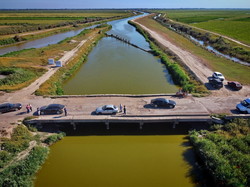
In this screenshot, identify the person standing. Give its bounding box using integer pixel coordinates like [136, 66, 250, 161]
[119, 104, 123, 113]
[29, 104, 32, 112]
[123, 105, 126, 114]
[26, 104, 30, 113]
[37, 107, 40, 116]
[64, 107, 67, 116]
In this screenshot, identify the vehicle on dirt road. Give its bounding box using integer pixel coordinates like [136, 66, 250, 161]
[212, 72, 225, 81]
[0, 102, 22, 114]
[227, 81, 242, 90]
[95, 105, 119, 115]
[208, 77, 223, 89]
[40, 104, 65, 115]
[150, 98, 176, 108]
[236, 98, 250, 114]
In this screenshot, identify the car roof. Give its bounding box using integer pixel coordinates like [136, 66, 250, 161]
[47, 104, 65, 108]
[0, 103, 12, 107]
[152, 98, 167, 102]
[105, 105, 114, 108]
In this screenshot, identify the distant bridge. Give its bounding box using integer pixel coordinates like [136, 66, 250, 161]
[106, 34, 153, 54]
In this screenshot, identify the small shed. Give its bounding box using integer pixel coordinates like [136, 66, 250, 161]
[56, 61, 62, 67]
[48, 58, 55, 65]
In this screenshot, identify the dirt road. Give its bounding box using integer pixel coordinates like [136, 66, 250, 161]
[132, 16, 250, 97]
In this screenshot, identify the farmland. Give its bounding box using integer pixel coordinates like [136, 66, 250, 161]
[0, 9, 134, 45]
[152, 9, 250, 45]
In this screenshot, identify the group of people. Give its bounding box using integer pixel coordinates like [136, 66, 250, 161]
[26, 104, 32, 113]
[119, 104, 126, 114]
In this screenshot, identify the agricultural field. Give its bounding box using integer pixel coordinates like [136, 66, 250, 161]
[0, 9, 134, 45]
[153, 9, 250, 45]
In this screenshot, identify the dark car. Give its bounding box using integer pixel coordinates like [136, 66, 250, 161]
[0, 103, 22, 113]
[150, 98, 176, 108]
[40, 104, 65, 115]
[208, 77, 223, 89]
[227, 81, 242, 90]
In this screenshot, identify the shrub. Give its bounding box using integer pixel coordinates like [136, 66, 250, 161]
[43, 132, 65, 145]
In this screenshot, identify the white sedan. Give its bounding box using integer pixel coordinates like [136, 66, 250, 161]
[212, 72, 225, 81]
[95, 105, 119, 115]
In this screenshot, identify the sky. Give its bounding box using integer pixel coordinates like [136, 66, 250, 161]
[1, 0, 250, 9]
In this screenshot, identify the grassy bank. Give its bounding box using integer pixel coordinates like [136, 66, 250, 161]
[0, 124, 66, 186]
[0, 67, 46, 92]
[189, 119, 250, 186]
[35, 24, 111, 95]
[129, 21, 207, 94]
[134, 15, 250, 85]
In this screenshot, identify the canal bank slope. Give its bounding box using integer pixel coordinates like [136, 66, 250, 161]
[131, 15, 250, 97]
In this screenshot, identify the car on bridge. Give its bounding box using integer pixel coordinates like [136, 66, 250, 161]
[95, 105, 119, 115]
[0, 102, 22, 114]
[40, 104, 65, 115]
[236, 98, 250, 114]
[150, 98, 176, 108]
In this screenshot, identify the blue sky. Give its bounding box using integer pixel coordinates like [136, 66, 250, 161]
[1, 0, 250, 9]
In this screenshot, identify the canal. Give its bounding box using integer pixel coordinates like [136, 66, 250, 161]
[35, 123, 205, 187]
[62, 14, 178, 94]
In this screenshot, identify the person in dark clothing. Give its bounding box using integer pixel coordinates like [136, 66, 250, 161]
[123, 105, 126, 114]
[64, 107, 67, 116]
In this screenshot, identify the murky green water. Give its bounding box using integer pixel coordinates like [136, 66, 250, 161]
[35, 135, 197, 187]
[63, 15, 178, 94]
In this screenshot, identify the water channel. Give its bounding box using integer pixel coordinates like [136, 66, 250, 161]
[62, 15, 178, 94]
[35, 123, 202, 187]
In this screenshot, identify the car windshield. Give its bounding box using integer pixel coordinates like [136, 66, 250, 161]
[217, 73, 222, 76]
[241, 100, 250, 107]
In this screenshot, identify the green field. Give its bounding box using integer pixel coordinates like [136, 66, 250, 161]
[153, 9, 250, 45]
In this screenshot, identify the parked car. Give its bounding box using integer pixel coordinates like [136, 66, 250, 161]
[208, 77, 223, 89]
[95, 105, 119, 115]
[0, 102, 22, 113]
[212, 72, 225, 81]
[150, 98, 176, 108]
[40, 104, 65, 115]
[227, 81, 242, 90]
[236, 98, 250, 114]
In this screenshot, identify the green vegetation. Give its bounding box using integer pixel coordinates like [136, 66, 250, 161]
[189, 119, 250, 187]
[155, 15, 250, 63]
[129, 21, 207, 93]
[44, 132, 66, 145]
[0, 125, 33, 168]
[152, 9, 250, 45]
[0, 146, 49, 187]
[0, 67, 46, 92]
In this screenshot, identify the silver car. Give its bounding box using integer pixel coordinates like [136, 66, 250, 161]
[95, 105, 119, 115]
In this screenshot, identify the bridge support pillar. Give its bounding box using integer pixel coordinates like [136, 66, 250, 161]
[105, 122, 110, 130]
[173, 121, 179, 129]
[139, 121, 144, 130]
[71, 122, 76, 130]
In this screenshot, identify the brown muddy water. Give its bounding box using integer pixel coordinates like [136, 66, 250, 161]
[35, 135, 198, 187]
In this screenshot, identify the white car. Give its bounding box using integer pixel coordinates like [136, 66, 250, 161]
[95, 105, 119, 115]
[212, 72, 225, 81]
[236, 98, 250, 114]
